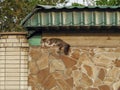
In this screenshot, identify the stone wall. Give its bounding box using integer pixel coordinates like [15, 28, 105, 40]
[29, 46, 120, 90]
[0, 32, 29, 90]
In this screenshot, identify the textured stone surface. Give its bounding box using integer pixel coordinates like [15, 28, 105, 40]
[98, 68, 106, 81]
[114, 59, 120, 67]
[50, 59, 65, 73]
[29, 47, 42, 61]
[83, 65, 93, 77]
[43, 75, 56, 90]
[80, 73, 93, 87]
[71, 49, 80, 59]
[29, 47, 120, 90]
[29, 61, 39, 75]
[37, 68, 49, 84]
[98, 85, 110, 90]
[87, 87, 98, 90]
[60, 55, 77, 68]
[113, 80, 120, 90]
[57, 79, 71, 90]
[37, 53, 49, 70]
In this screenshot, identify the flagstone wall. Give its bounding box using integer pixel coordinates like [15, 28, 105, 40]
[29, 46, 120, 90]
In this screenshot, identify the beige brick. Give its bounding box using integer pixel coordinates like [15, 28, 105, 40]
[21, 73, 28, 77]
[0, 77, 4, 80]
[6, 69, 20, 73]
[28, 86, 32, 90]
[0, 43, 5, 47]
[21, 64, 28, 68]
[8, 35, 17, 38]
[0, 48, 5, 51]
[20, 85, 28, 89]
[21, 56, 28, 59]
[5, 85, 20, 89]
[21, 68, 28, 72]
[0, 86, 4, 89]
[0, 69, 4, 72]
[0, 64, 4, 68]
[20, 81, 28, 85]
[21, 52, 28, 55]
[6, 64, 19, 68]
[13, 43, 21, 47]
[0, 81, 4, 84]
[21, 48, 29, 51]
[6, 52, 20, 55]
[6, 73, 20, 77]
[17, 35, 26, 38]
[1, 39, 6, 42]
[20, 38, 28, 43]
[0, 73, 4, 76]
[5, 81, 20, 85]
[1, 35, 8, 39]
[6, 76, 20, 80]
[0, 60, 5, 63]
[0, 52, 5, 55]
[0, 56, 5, 59]
[21, 59, 28, 64]
[21, 76, 28, 80]
[6, 56, 20, 60]
[7, 39, 19, 42]
[6, 48, 20, 51]
[5, 43, 13, 47]
[22, 43, 29, 47]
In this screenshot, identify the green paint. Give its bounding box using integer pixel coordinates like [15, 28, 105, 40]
[28, 35, 41, 46]
[67, 12, 72, 25]
[31, 13, 38, 26]
[23, 10, 120, 27]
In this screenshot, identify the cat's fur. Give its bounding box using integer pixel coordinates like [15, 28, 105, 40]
[41, 38, 70, 55]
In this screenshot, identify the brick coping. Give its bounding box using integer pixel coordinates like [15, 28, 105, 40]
[0, 32, 27, 35]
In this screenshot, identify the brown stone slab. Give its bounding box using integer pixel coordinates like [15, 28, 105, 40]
[60, 55, 77, 68]
[57, 79, 71, 90]
[29, 61, 39, 75]
[80, 73, 93, 87]
[37, 68, 49, 84]
[43, 75, 56, 90]
[87, 87, 98, 90]
[114, 59, 120, 67]
[71, 49, 80, 60]
[98, 68, 106, 81]
[98, 85, 110, 90]
[66, 78, 73, 88]
[83, 65, 93, 77]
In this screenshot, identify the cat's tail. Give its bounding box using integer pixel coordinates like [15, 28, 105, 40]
[64, 44, 70, 55]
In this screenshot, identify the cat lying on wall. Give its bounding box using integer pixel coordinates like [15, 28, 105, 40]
[41, 38, 70, 55]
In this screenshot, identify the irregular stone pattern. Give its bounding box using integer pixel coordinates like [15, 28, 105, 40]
[29, 47, 120, 90]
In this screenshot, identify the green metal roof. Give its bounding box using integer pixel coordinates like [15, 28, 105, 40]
[21, 5, 120, 31]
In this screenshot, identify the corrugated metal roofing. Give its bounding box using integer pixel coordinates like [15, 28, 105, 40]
[21, 5, 120, 31]
[35, 5, 120, 10]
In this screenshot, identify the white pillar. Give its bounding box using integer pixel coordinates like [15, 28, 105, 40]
[0, 32, 29, 90]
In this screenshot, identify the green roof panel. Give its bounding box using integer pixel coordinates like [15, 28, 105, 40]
[21, 5, 120, 30]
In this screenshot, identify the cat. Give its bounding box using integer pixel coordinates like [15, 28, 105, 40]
[41, 38, 70, 55]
